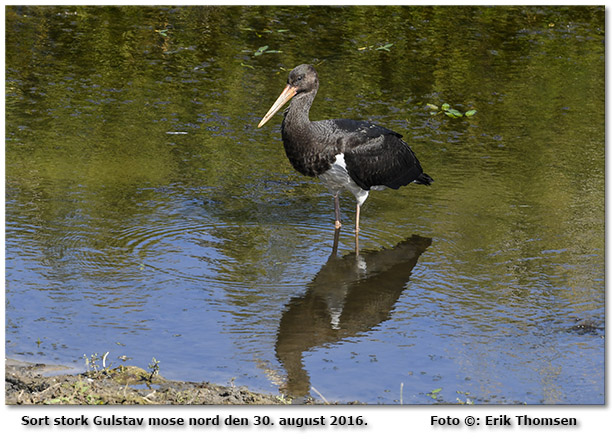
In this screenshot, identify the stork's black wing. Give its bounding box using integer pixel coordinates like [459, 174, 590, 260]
[323, 119, 432, 191]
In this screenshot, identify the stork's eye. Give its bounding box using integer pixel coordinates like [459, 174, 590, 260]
[296, 75, 304, 81]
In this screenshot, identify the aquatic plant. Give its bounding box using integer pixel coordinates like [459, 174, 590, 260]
[427, 103, 477, 118]
[358, 43, 394, 52]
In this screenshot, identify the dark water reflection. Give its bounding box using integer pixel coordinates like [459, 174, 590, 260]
[5, 6, 604, 403]
[277, 233, 432, 400]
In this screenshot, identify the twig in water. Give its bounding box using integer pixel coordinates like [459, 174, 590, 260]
[39, 382, 62, 395]
[310, 386, 329, 404]
[102, 352, 109, 369]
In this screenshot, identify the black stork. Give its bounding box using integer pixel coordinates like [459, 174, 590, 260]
[258, 64, 433, 242]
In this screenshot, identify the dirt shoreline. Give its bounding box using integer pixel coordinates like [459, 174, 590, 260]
[5, 358, 296, 405]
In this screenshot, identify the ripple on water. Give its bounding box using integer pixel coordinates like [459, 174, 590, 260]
[8, 205, 418, 295]
[99, 220, 409, 293]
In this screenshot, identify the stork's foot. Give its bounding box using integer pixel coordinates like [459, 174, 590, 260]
[334, 220, 342, 229]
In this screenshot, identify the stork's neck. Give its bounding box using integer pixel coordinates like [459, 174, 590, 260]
[284, 90, 316, 132]
[280, 88, 333, 177]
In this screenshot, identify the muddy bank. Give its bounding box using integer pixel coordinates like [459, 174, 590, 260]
[5, 359, 293, 405]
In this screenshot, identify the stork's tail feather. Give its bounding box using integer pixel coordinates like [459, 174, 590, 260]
[414, 172, 433, 186]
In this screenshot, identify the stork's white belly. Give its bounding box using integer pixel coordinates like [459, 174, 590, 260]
[318, 153, 375, 206]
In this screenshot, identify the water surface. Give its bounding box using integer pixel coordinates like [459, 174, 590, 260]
[5, 6, 604, 404]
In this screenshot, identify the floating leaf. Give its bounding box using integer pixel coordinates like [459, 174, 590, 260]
[376, 43, 394, 51]
[427, 388, 443, 399]
[448, 109, 463, 117]
[254, 45, 269, 56]
[430, 103, 476, 118]
[277, 29, 290, 33]
[252, 45, 282, 56]
[240, 62, 255, 69]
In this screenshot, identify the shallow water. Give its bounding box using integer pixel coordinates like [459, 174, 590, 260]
[5, 6, 604, 404]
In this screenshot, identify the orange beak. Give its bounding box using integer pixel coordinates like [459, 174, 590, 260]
[257, 84, 297, 128]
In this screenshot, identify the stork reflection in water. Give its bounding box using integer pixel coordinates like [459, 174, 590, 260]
[275, 234, 432, 400]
